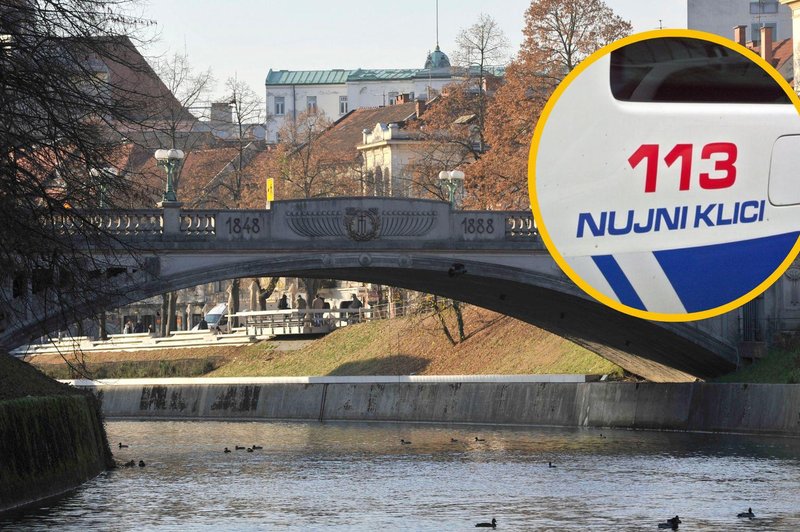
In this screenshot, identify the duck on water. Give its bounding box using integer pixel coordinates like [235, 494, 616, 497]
[475, 518, 497, 528]
[657, 516, 681, 529]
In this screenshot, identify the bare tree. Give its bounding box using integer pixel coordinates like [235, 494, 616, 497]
[152, 52, 214, 190]
[453, 13, 509, 151]
[0, 0, 163, 349]
[190, 77, 265, 320]
[224, 76, 263, 204]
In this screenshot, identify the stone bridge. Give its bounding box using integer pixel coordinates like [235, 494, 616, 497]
[3, 197, 748, 381]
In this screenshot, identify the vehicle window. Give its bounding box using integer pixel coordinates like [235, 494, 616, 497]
[610, 37, 789, 104]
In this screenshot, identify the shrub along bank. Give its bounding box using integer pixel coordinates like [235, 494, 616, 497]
[0, 354, 114, 513]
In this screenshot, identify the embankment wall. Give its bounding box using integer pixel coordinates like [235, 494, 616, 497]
[81, 378, 800, 436]
[0, 394, 112, 513]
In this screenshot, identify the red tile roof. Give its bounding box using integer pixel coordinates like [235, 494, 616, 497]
[747, 37, 793, 73]
[316, 103, 417, 160]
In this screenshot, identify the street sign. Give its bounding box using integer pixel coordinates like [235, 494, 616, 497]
[529, 30, 800, 321]
[266, 177, 274, 209]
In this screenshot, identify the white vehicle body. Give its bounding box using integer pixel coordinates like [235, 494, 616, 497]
[533, 33, 800, 317]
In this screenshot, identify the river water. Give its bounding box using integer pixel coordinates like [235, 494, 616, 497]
[3, 420, 800, 531]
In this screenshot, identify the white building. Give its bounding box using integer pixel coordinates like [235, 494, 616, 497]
[688, 0, 792, 42]
[264, 46, 454, 143]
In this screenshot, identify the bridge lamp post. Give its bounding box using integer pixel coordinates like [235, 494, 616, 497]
[438, 170, 464, 208]
[154, 148, 185, 203]
[89, 167, 117, 208]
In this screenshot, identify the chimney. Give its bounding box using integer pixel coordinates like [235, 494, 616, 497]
[396, 93, 411, 104]
[415, 99, 426, 118]
[211, 101, 232, 123]
[760, 25, 774, 64]
[781, 0, 800, 92]
[733, 25, 747, 46]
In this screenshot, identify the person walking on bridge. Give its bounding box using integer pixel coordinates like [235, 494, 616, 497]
[349, 294, 363, 323]
[312, 294, 324, 326]
[296, 294, 308, 325]
[278, 293, 289, 310]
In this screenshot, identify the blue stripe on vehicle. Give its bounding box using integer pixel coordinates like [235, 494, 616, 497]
[653, 231, 800, 313]
[591, 255, 647, 310]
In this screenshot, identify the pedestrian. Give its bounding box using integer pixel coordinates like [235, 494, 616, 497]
[349, 293, 363, 323]
[278, 293, 289, 310]
[198, 318, 208, 330]
[133, 320, 144, 334]
[296, 294, 307, 324]
[312, 294, 324, 326]
[123, 320, 133, 334]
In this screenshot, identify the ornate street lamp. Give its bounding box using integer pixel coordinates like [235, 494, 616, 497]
[438, 169, 464, 208]
[89, 167, 117, 208]
[154, 148, 185, 203]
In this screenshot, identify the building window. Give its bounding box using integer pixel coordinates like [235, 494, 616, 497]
[751, 22, 777, 42]
[274, 96, 285, 116]
[750, 1, 779, 14]
[339, 96, 348, 115]
[388, 91, 398, 105]
[307, 96, 317, 113]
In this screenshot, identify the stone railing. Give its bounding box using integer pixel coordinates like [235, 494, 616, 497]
[504, 212, 537, 240]
[52, 210, 163, 236]
[54, 201, 538, 245]
[180, 211, 216, 236]
[94, 210, 163, 236]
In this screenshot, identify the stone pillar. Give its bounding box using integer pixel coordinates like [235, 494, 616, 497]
[779, 0, 800, 91]
[158, 201, 183, 236]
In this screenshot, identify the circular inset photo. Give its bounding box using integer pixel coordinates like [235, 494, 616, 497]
[529, 29, 800, 321]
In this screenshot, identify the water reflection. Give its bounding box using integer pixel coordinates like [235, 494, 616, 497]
[4, 421, 800, 530]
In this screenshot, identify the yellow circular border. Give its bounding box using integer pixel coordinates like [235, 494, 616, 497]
[528, 28, 800, 322]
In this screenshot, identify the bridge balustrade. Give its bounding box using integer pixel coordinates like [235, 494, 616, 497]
[48, 200, 539, 246]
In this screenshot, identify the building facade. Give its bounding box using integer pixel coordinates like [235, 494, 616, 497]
[688, 0, 792, 42]
[264, 46, 453, 143]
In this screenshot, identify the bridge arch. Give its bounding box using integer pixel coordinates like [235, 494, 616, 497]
[3, 198, 741, 381]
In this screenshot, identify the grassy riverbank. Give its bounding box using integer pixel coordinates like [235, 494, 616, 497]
[0, 352, 79, 400]
[715, 348, 800, 384]
[31, 307, 624, 379]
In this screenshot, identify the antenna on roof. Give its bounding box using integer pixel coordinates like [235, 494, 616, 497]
[436, 0, 439, 48]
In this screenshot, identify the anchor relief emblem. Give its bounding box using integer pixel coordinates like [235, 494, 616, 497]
[344, 208, 381, 241]
[285, 203, 437, 240]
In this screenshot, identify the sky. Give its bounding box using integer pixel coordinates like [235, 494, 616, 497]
[139, 0, 687, 103]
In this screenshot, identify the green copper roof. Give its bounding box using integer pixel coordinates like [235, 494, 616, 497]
[267, 67, 441, 85]
[347, 68, 418, 81]
[424, 45, 451, 69]
[266, 69, 349, 85]
[266, 68, 422, 85]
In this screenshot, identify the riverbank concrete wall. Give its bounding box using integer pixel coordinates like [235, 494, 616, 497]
[73, 377, 800, 436]
[0, 394, 113, 514]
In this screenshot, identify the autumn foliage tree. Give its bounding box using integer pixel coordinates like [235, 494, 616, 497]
[270, 110, 360, 199]
[467, 0, 632, 209]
